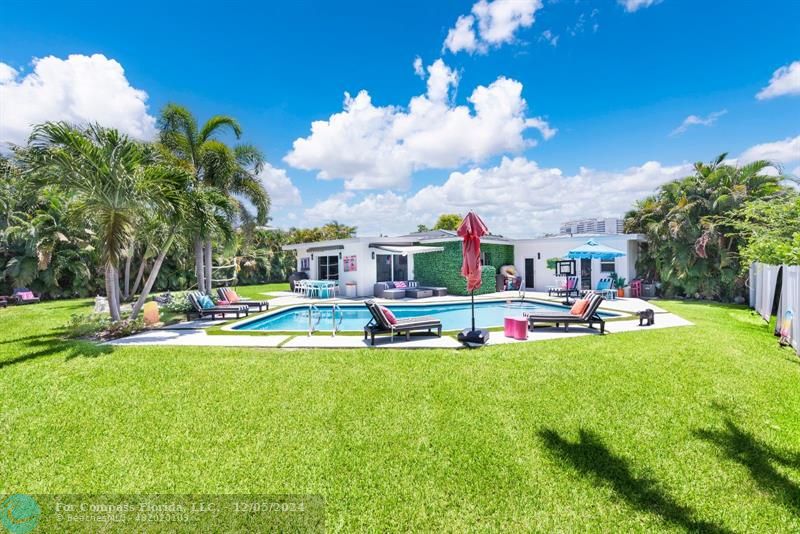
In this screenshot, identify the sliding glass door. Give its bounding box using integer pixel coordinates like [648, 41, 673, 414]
[376, 254, 408, 282]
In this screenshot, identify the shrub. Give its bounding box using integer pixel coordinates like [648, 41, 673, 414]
[101, 318, 144, 340]
[64, 313, 112, 338]
[153, 291, 198, 314]
[64, 313, 144, 340]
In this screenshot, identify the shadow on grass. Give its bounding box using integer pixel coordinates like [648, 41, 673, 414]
[695, 419, 800, 514]
[539, 428, 730, 533]
[0, 335, 113, 369]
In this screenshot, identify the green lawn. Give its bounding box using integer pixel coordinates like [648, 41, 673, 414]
[1, 292, 799, 531]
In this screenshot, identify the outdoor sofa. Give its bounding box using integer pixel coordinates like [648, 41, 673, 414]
[363, 300, 442, 345]
[11, 288, 41, 305]
[187, 291, 250, 320]
[525, 293, 606, 333]
[373, 281, 448, 299]
[216, 287, 269, 312]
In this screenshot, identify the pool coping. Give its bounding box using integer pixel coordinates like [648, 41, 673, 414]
[220, 296, 630, 335]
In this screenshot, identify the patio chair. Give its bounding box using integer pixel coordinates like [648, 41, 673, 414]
[12, 288, 40, 305]
[525, 293, 606, 333]
[363, 300, 442, 345]
[293, 279, 306, 296]
[583, 278, 616, 300]
[548, 276, 579, 298]
[187, 291, 250, 320]
[216, 287, 269, 312]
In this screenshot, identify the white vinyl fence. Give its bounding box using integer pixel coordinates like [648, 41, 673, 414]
[750, 262, 800, 355]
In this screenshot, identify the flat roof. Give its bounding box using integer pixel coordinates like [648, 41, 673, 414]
[282, 231, 643, 251]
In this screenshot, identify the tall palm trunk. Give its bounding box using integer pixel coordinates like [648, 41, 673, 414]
[105, 264, 121, 321]
[122, 242, 134, 300]
[131, 250, 149, 297]
[204, 239, 213, 294]
[194, 236, 205, 292]
[131, 232, 177, 319]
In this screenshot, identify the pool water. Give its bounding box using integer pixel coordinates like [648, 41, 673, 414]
[232, 299, 612, 332]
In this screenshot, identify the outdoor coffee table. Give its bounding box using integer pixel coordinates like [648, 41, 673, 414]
[428, 287, 448, 296]
[406, 288, 433, 299]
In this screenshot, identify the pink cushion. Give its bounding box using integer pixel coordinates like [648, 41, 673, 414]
[570, 299, 589, 316]
[379, 305, 397, 324]
[394, 281, 407, 289]
[225, 288, 240, 303]
[19, 291, 34, 300]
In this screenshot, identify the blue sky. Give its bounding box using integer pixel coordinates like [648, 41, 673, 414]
[1, 0, 799, 236]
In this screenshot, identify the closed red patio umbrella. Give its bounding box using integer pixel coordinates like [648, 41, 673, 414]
[456, 211, 490, 346]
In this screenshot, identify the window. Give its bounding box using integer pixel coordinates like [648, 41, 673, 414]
[376, 254, 408, 282]
[318, 255, 339, 280]
[480, 251, 492, 267]
[600, 260, 616, 273]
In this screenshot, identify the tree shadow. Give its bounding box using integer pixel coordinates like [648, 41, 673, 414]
[539, 428, 730, 533]
[694, 419, 800, 514]
[0, 335, 113, 369]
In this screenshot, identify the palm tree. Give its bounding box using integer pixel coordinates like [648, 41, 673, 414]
[624, 153, 783, 299]
[26, 122, 190, 320]
[157, 104, 269, 293]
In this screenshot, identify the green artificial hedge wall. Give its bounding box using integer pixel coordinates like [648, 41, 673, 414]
[414, 242, 515, 295]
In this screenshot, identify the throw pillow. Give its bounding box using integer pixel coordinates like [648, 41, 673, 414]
[394, 281, 407, 289]
[199, 295, 215, 309]
[19, 291, 34, 300]
[385, 281, 395, 289]
[570, 299, 589, 316]
[225, 288, 240, 303]
[379, 305, 397, 325]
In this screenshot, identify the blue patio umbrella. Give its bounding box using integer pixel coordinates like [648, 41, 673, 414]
[566, 239, 626, 260]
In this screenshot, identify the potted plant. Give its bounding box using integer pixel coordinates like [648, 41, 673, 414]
[616, 276, 627, 298]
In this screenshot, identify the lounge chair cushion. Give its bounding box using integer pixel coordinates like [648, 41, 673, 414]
[19, 291, 35, 300]
[570, 299, 589, 316]
[379, 305, 397, 324]
[198, 295, 215, 309]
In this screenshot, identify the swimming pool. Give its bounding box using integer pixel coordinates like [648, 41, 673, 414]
[231, 299, 616, 332]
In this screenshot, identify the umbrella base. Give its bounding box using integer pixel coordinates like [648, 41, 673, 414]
[458, 328, 490, 348]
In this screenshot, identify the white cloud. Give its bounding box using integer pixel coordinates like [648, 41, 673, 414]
[284, 59, 554, 190]
[539, 30, 559, 47]
[0, 63, 17, 83]
[756, 60, 800, 100]
[412, 56, 425, 78]
[670, 109, 727, 136]
[444, 0, 543, 54]
[0, 54, 156, 147]
[257, 162, 302, 207]
[618, 0, 661, 13]
[739, 134, 800, 165]
[303, 157, 690, 236]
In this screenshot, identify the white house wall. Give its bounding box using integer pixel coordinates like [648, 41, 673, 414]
[513, 235, 641, 292]
[293, 239, 417, 297]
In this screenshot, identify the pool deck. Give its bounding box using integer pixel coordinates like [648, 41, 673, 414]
[108, 290, 691, 349]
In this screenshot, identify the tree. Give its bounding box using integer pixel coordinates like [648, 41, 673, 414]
[25, 122, 190, 320]
[624, 154, 784, 299]
[157, 104, 269, 294]
[722, 191, 800, 267]
[433, 213, 462, 231]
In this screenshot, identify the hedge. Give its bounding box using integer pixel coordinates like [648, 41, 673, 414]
[414, 242, 514, 295]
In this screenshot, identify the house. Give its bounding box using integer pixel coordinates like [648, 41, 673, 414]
[283, 229, 645, 297]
